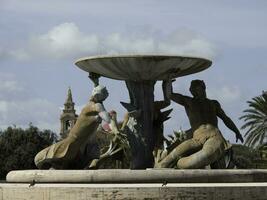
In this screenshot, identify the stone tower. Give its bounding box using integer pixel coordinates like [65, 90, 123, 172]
[60, 87, 77, 139]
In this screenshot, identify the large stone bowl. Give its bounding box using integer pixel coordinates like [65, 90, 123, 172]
[75, 54, 212, 80]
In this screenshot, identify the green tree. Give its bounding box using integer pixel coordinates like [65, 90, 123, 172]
[240, 91, 267, 148]
[231, 144, 260, 169]
[0, 125, 57, 179]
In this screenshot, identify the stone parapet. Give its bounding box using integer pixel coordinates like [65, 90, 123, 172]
[6, 169, 267, 183]
[1, 182, 267, 200]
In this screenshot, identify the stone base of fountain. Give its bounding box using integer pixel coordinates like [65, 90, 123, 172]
[1, 169, 267, 199]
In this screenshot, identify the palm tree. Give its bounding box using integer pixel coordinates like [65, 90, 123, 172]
[240, 91, 267, 148]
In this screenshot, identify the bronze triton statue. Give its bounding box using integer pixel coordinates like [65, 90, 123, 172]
[155, 79, 244, 169]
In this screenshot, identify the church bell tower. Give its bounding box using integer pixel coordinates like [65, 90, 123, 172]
[60, 87, 77, 139]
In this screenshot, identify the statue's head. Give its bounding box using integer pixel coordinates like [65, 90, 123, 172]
[190, 80, 206, 98]
[91, 85, 109, 102]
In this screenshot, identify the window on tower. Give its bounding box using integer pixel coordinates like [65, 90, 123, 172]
[66, 120, 71, 130]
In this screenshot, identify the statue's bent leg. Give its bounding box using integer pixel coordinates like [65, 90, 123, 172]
[177, 136, 225, 169]
[158, 139, 201, 168]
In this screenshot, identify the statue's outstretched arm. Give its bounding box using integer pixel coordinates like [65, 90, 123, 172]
[158, 80, 171, 108]
[214, 100, 243, 143]
[163, 79, 190, 106]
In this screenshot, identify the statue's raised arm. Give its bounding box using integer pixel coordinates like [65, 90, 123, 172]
[163, 79, 191, 107]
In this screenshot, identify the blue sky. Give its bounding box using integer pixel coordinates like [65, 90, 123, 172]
[0, 0, 267, 143]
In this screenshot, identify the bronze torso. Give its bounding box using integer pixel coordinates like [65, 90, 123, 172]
[185, 98, 218, 132]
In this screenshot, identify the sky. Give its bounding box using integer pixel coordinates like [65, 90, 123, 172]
[0, 0, 267, 143]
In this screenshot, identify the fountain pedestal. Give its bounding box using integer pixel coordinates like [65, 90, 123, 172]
[124, 80, 156, 168]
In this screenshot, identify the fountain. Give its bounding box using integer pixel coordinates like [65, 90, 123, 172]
[75, 55, 211, 169]
[3, 55, 267, 200]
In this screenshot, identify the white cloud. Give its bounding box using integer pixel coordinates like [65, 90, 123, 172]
[0, 47, 9, 61]
[158, 29, 216, 58]
[208, 85, 242, 104]
[0, 101, 8, 118]
[0, 73, 60, 132]
[0, 99, 60, 130]
[8, 49, 31, 61]
[0, 73, 24, 99]
[29, 23, 99, 59]
[0, 80, 23, 93]
[10, 22, 216, 61]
